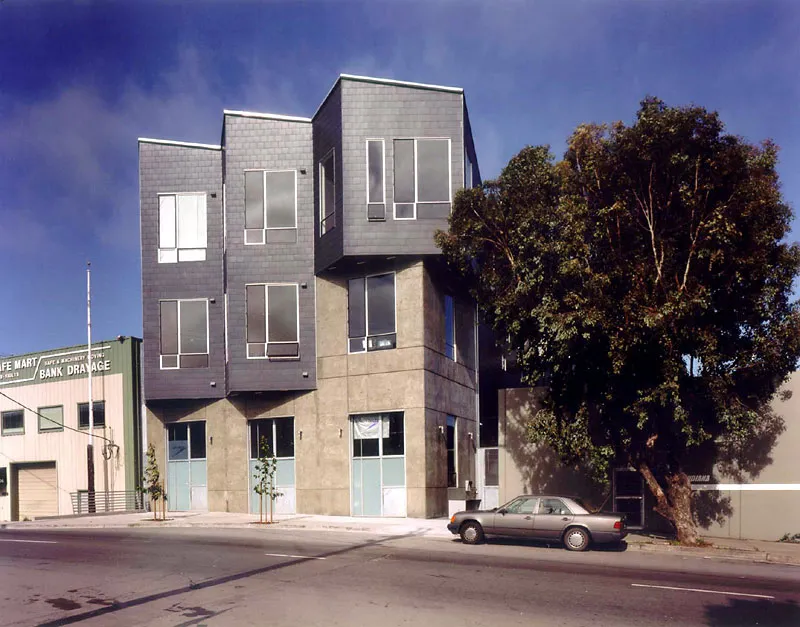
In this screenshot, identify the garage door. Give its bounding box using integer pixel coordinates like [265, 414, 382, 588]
[17, 463, 58, 520]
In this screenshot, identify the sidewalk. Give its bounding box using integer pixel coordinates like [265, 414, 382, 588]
[3, 511, 799, 566]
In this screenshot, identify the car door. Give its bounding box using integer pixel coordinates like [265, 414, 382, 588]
[532, 497, 574, 540]
[490, 497, 538, 537]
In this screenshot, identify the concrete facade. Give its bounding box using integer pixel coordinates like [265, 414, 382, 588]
[139, 74, 481, 519]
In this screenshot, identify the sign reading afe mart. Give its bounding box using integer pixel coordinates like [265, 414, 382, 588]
[0, 345, 116, 386]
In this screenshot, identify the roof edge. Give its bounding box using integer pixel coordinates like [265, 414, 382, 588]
[138, 138, 221, 150]
[223, 110, 312, 123]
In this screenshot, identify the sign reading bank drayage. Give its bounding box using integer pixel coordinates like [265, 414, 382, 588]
[0, 345, 113, 386]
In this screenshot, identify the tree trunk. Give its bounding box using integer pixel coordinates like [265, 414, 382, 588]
[152, 496, 157, 521]
[638, 462, 699, 545]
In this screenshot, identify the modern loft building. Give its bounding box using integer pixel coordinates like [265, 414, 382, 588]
[139, 74, 481, 518]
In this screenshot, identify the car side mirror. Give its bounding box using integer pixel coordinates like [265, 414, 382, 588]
[497, 508, 506, 515]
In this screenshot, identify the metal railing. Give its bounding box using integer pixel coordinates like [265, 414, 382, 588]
[70, 490, 146, 515]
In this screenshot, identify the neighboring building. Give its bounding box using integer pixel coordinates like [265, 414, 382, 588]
[0, 338, 142, 522]
[139, 74, 481, 518]
[478, 328, 800, 541]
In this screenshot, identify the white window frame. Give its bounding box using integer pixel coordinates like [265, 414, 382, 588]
[243, 169, 298, 246]
[159, 298, 210, 370]
[248, 416, 296, 461]
[245, 283, 300, 360]
[319, 149, 336, 236]
[157, 192, 208, 263]
[393, 137, 452, 221]
[348, 271, 398, 355]
[366, 138, 386, 220]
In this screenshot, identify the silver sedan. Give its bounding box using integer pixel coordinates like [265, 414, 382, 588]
[447, 495, 627, 551]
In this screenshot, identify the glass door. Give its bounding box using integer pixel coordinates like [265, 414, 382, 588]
[351, 413, 405, 517]
[167, 422, 207, 511]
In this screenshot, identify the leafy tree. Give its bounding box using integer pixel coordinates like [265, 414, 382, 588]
[436, 98, 800, 543]
[253, 436, 281, 523]
[143, 443, 166, 521]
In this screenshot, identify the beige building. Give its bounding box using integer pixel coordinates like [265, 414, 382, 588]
[0, 338, 142, 522]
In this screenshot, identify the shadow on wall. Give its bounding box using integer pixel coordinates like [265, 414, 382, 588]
[502, 388, 609, 511]
[705, 598, 800, 627]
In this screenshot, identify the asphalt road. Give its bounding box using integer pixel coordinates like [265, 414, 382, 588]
[0, 527, 798, 626]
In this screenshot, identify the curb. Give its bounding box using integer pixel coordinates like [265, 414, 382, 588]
[625, 540, 799, 566]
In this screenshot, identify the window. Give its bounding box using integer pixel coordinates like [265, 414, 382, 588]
[38, 406, 63, 433]
[446, 415, 457, 488]
[1, 410, 24, 435]
[465, 152, 473, 189]
[352, 412, 403, 457]
[348, 273, 396, 353]
[168, 422, 206, 461]
[393, 138, 451, 220]
[366, 139, 385, 221]
[244, 170, 297, 245]
[246, 284, 299, 358]
[160, 299, 209, 369]
[485, 448, 499, 486]
[249, 417, 295, 459]
[505, 496, 537, 514]
[320, 150, 335, 235]
[78, 401, 105, 429]
[538, 498, 572, 516]
[445, 294, 456, 361]
[158, 193, 207, 263]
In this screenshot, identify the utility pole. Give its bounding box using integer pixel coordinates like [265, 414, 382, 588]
[87, 262, 95, 513]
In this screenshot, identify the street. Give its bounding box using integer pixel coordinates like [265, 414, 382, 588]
[0, 527, 798, 626]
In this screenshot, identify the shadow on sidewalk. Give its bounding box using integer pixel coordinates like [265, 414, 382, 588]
[705, 598, 800, 627]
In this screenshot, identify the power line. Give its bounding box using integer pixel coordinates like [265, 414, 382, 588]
[0, 389, 113, 444]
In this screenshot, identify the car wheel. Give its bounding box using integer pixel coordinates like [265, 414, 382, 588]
[563, 526, 590, 551]
[460, 521, 485, 545]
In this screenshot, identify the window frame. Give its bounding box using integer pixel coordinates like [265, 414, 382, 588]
[167, 421, 207, 461]
[245, 283, 301, 360]
[444, 294, 456, 361]
[446, 415, 457, 488]
[78, 400, 106, 429]
[157, 192, 208, 263]
[159, 298, 210, 370]
[248, 416, 295, 460]
[37, 405, 64, 433]
[350, 412, 405, 459]
[347, 271, 397, 354]
[366, 138, 386, 221]
[392, 137, 452, 221]
[243, 169, 298, 246]
[1, 409, 24, 436]
[319, 148, 336, 236]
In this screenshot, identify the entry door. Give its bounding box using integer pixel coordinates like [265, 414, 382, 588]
[167, 422, 207, 511]
[16, 462, 58, 520]
[533, 497, 574, 540]
[351, 413, 406, 517]
[476, 448, 499, 510]
[249, 417, 296, 515]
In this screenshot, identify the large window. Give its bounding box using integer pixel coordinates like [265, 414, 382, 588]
[78, 401, 106, 429]
[1, 410, 24, 435]
[348, 273, 396, 353]
[446, 415, 457, 488]
[366, 139, 385, 221]
[158, 193, 207, 263]
[393, 138, 451, 220]
[445, 294, 456, 361]
[160, 299, 209, 369]
[167, 422, 206, 461]
[244, 170, 297, 245]
[320, 150, 335, 235]
[38, 406, 64, 433]
[249, 417, 295, 459]
[246, 284, 299, 358]
[352, 412, 404, 457]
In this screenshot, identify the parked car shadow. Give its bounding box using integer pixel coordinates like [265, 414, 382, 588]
[705, 598, 800, 626]
[450, 536, 628, 552]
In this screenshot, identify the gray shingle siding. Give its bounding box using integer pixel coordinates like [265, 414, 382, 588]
[313, 84, 344, 273]
[223, 115, 317, 392]
[339, 79, 465, 259]
[139, 142, 225, 401]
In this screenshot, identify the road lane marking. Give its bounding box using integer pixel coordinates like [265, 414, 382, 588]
[631, 583, 774, 599]
[0, 538, 57, 544]
[264, 553, 326, 560]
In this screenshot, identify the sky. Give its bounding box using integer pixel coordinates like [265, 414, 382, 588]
[0, 0, 798, 356]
